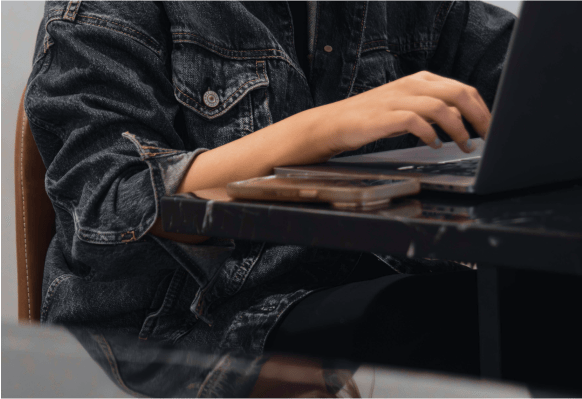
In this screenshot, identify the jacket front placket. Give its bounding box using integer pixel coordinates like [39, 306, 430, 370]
[308, 1, 369, 107]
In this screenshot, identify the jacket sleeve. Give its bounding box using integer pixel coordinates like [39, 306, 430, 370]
[25, 2, 207, 245]
[429, 1, 517, 112]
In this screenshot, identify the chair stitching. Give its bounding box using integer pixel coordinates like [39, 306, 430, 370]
[20, 103, 32, 322]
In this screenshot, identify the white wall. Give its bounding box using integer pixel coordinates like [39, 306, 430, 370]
[0, 1, 520, 323]
[485, 1, 521, 16]
[2, 1, 46, 323]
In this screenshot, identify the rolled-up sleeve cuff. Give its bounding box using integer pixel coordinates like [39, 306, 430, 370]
[122, 132, 208, 240]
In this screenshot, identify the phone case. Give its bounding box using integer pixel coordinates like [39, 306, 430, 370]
[226, 175, 421, 209]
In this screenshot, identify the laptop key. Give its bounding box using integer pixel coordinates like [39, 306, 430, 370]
[417, 159, 479, 176]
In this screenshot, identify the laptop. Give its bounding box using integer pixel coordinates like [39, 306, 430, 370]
[276, 2, 582, 194]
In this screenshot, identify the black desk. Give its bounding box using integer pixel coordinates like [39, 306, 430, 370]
[161, 181, 582, 390]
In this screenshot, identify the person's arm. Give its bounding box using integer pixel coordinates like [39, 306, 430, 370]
[25, 2, 201, 249]
[150, 67, 492, 241]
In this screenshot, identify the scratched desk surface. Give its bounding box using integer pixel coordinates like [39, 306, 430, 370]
[161, 180, 582, 276]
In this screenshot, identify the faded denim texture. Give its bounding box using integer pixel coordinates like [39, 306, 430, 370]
[25, 1, 515, 396]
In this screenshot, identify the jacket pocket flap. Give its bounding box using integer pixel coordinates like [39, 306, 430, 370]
[172, 45, 269, 120]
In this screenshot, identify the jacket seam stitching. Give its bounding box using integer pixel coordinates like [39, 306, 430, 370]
[313, 2, 322, 55]
[362, 45, 390, 53]
[139, 268, 186, 340]
[264, 90, 273, 126]
[173, 62, 268, 120]
[433, 1, 455, 31]
[42, 17, 62, 54]
[77, 14, 160, 52]
[260, 290, 316, 353]
[89, 332, 147, 397]
[75, 20, 160, 56]
[346, 2, 368, 98]
[40, 274, 77, 322]
[121, 132, 183, 159]
[25, 108, 67, 138]
[226, 242, 266, 299]
[197, 354, 232, 398]
[172, 32, 286, 54]
[72, 133, 161, 244]
[362, 39, 438, 54]
[74, 19, 162, 59]
[172, 37, 305, 77]
[64, 1, 80, 21]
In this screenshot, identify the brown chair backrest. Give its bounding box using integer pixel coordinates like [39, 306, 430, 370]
[14, 88, 56, 323]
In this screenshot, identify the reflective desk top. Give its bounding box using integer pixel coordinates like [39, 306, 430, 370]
[161, 180, 582, 275]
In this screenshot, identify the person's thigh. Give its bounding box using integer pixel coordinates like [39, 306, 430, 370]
[266, 270, 479, 375]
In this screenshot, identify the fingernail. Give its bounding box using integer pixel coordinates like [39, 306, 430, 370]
[461, 139, 474, 152]
[429, 138, 442, 149]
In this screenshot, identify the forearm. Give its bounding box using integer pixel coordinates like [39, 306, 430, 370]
[176, 106, 336, 194]
[149, 105, 336, 241]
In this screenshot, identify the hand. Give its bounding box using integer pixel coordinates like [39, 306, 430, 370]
[321, 71, 491, 154]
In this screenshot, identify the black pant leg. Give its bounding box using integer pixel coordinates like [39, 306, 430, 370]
[266, 270, 479, 376]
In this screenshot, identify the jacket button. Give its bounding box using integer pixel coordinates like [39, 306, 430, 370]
[203, 90, 219, 107]
[324, 45, 333, 53]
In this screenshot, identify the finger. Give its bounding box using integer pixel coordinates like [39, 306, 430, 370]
[388, 110, 442, 149]
[398, 97, 474, 153]
[413, 73, 491, 137]
[415, 71, 491, 115]
[426, 106, 461, 124]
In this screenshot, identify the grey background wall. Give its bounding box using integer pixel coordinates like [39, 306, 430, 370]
[1, 1, 521, 323]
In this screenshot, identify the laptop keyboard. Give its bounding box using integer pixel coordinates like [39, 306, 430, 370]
[399, 159, 480, 177]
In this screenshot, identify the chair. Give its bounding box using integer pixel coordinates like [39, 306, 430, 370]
[14, 87, 56, 323]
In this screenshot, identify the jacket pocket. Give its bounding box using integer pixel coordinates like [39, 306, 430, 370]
[171, 42, 272, 146]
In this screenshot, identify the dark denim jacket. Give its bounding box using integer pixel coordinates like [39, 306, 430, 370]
[26, 1, 514, 395]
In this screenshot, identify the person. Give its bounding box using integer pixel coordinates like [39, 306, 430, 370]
[25, 1, 515, 396]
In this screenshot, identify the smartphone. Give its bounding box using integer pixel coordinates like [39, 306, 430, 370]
[226, 174, 421, 210]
